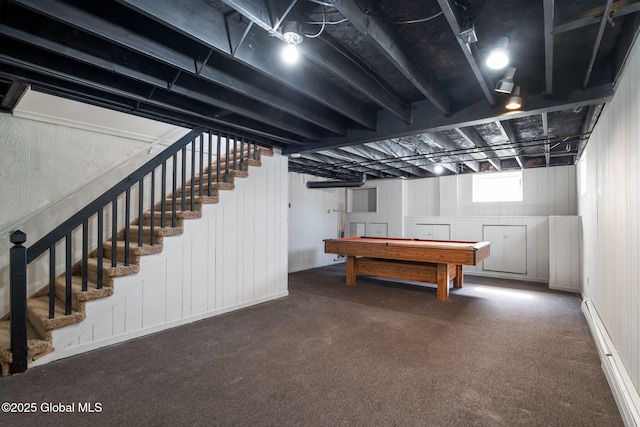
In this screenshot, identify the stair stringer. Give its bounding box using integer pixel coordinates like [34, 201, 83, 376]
[29, 153, 289, 367]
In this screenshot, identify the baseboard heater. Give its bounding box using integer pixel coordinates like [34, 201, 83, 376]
[582, 298, 640, 427]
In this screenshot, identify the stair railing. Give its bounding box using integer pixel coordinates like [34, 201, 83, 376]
[8, 127, 262, 374]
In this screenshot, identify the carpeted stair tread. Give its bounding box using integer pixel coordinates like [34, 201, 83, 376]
[177, 183, 221, 196]
[27, 295, 85, 336]
[1, 144, 270, 376]
[54, 275, 114, 310]
[161, 196, 218, 210]
[143, 210, 200, 222]
[162, 197, 203, 211]
[176, 181, 235, 193]
[84, 257, 140, 278]
[168, 193, 220, 206]
[0, 321, 53, 377]
[103, 240, 164, 258]
[127, 224, 183, 238]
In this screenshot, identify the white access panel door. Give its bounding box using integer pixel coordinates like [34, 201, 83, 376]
[483, 225, 527, 274]
[349, 222, 366, 237]
[369, 222, 388, 237]
[416, 224, 451, 240]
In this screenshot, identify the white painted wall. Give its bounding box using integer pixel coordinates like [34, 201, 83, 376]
[404, 215, 550, 282]
[407, 166, 577, 217]
[577, 34, 640, 401]
[346, 179, 405, 237]
[0, 110, 188, 315]
[288, 173, 346, 272]
[335, 167, 575, 282]
[32, 154, 289, 365]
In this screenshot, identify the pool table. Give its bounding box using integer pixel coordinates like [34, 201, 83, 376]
[324, 236, 491, 301]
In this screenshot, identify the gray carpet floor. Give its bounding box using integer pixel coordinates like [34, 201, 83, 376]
[0, 264, 623, 426]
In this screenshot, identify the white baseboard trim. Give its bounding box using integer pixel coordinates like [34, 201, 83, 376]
[582, 298, 640, 427]
[29, 291, 289, 368]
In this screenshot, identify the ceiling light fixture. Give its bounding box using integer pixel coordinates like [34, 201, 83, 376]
[495, 67, 516, 93]
[486, 37, 510, 70]
[282, 22, 303, 64]
[434, 164, 444, 174]
[505, 86, 522, 110]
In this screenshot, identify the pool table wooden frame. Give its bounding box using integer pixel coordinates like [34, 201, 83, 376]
[324, 236, 491, 301]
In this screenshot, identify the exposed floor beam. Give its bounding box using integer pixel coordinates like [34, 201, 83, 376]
[554, 0, 640, 34]
[423, 132, 479, 172]
[366, 141, 435, 177]
[455, 128, 501, 170]
[437, 0, 496, 107]
[114, 0, 377, 130]
[331, 146, 412, 178]
[329, 0, 451, 115]
[0, 30, 318, 140]
[583, 0, 614, 90]
[221, 0, 413, 124]
[291, 85, 614, 154]
[10, 0, 349, 136]
[543, 0, 555, 96]
[541, 112, 550, 166]
[495, 121, 524, 168]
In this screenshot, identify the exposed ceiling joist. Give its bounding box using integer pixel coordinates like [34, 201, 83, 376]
[455, 127, 501, 170]
[583, 0, 614, 90]
[294, 85, 614, 154]
[1, 0, 635, 182]
[329, 0, 451, 115]
[221, 0, 413, 124]
[437, 0, 495, 107]
[116, 0, 377, 130]
[543, 0, 555, 96]
[496, 121, 524, 169]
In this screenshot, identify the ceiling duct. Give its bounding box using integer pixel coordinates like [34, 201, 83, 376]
[306, 174, 367, 189]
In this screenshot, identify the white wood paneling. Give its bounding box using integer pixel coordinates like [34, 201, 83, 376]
[415, 224, 450, 240]
[405, 178, 439, 216]
[578, 36, 640, 407]
[404, 216, 549, 281]
[288, 173, 346, 272]
[548, 216, 580, 292]
[33, 154, 289, 366]
[349, 222, 366, 237]
[439, 175, 458, 216]
[369, 222, 388, 237]
[403, 166, 577, 218]
[346, 179, 404, 238]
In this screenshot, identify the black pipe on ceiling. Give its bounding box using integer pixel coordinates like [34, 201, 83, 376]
[306, 174, 367, 188]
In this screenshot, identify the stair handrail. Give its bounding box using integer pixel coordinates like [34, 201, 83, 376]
[8, 126, 263, 374]
[25, 128, 203, 263]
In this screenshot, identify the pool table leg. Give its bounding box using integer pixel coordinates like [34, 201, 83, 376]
[346, 255, 356, 286]
[454, 264, 464, 288]
[436, 263, 450, 301]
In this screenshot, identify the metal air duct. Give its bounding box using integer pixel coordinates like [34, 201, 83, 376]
[306, 174, 367, 189]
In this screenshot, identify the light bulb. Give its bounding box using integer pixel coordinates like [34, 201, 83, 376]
[486, 37, 510, 70]
[505, 86, 522, 110]
[282, 42, 299, 64]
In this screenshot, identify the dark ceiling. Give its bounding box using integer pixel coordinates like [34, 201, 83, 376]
[1, 0, 639, 181]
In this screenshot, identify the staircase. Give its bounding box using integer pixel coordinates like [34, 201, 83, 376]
[0, 132, 273, 376]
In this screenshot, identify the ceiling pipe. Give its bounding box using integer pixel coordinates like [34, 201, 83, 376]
[306, 174, 367, 189]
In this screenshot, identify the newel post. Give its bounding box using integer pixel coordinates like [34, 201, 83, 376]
[10, 230, 28, 374]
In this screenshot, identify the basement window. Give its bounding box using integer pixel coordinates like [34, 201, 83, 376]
[472, 171, 523, 202]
